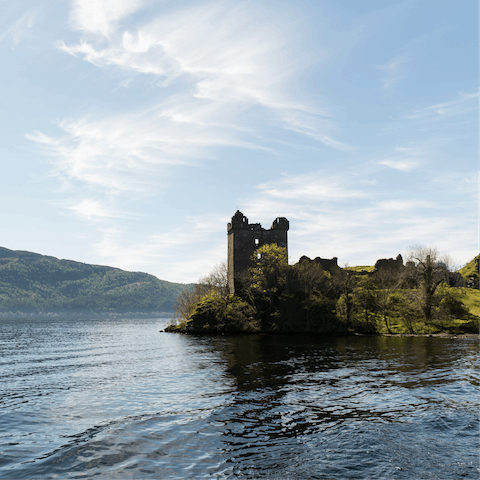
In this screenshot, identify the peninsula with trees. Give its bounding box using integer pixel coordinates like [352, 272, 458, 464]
[167, 211, 480, 335]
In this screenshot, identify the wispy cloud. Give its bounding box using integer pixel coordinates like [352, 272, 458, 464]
[69, 199, 139, 220]
[0, 10, 37, 48]
[377, 53, 409, 90]
[27, 101, 271, 193]
[404, 91, 478, 120]
[237, 165, 476, 268]
[257, 172, 369, 202]
[27, 1, 349, 196]
[378, 158, 419, 171]
[91, 214, 228, 281]
[377, 145, 425, 171]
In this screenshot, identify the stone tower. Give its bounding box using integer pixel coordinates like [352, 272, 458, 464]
[227, 210, 289, 294]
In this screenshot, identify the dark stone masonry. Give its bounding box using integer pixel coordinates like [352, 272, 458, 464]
[374, 254, 404, 271]
[227, 211, 289, 294]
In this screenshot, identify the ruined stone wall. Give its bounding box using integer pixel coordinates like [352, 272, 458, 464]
[298, 255, 339, 272]
[374, 254, 404, 272]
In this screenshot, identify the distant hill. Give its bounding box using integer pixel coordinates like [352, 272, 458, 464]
[0, 247, 189, 313]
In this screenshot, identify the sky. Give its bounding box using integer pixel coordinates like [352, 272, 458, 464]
[0, 0, 477, 283]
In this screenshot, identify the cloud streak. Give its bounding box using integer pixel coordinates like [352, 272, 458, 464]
[404, 91, 478, 120]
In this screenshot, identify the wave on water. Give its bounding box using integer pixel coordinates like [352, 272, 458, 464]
[0, 317, 478, 479]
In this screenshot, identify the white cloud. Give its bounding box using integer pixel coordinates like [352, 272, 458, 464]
[69, 0, 146, 37]
[69, 199, 138, 220]
[27, 100, 270, 193]
[378, 158, 419, 171]
[256, 172, 369, 202]
[377, 145, 425, 171]
[71, 199, 111, 219]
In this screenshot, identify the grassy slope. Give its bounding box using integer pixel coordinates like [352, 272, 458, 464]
[449, 287, 480, 317]
[458, 255, 479, 279]
[0, 247, 189, 312]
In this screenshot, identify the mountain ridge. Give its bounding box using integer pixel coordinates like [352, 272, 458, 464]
[0, 247, 189, 313]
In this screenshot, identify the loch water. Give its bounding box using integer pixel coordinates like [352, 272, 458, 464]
[0, 316, 478, 479]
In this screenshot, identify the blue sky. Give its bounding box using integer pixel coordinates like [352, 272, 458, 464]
[1, 0, 477, 283]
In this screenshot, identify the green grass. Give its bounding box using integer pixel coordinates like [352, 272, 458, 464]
[346, 265, 375, 272]
[376, 316, 478, 335]
[447, 286, 480, 317]
[458, 255, 479, 279]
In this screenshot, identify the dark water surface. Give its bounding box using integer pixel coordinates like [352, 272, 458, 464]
[0, 317, 478, 479]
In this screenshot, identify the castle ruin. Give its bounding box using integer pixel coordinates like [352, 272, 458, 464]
[227, 211, 289, 294]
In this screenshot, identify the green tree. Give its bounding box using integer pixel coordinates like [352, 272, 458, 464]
[406, 245, 452, 322]
[373, 266, 402, 333]
[353, 276, 378, 332]
[292, 259, 327, 330]
[249, 244, 289, 296]
[388, 290, 421, 333]
[334, 268, 357, 328]
[188, 291, 259, 333]
[248, 244, 289, 327]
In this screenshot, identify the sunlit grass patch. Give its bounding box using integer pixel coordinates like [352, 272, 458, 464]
[345, 265, 375, 272]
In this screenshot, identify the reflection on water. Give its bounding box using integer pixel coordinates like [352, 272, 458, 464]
[0, 317, 478, 479]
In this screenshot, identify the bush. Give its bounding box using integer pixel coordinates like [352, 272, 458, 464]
[188, 292, 259, 333]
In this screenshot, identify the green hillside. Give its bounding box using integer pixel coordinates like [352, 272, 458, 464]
[459, 255, 479, 280]
[0, 247, 189, 313]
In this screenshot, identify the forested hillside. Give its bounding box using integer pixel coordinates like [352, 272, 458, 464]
[0, 247, 188, 313]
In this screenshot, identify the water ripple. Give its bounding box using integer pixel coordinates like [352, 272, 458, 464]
[0, 318, 478, 479]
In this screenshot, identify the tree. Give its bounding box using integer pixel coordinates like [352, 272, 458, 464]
[388, 290, 421, 334]
[291, 259, 327, 330]
[188, 291, 259, 333]
[373, 264, 402, 333]
[334, 268, 357, 328]
[173, 262, 228, 322]
[249, 244, 289, 296]
[405, 245, 452, 322]
[352, 276, 378, 332]
[198, 261, 228, 296]
[293, 259, 326, 298]
[248, 244, 289, 327]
